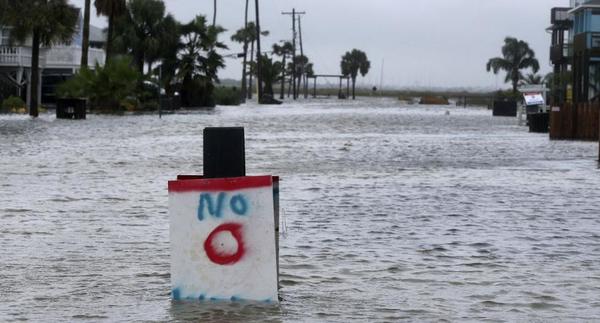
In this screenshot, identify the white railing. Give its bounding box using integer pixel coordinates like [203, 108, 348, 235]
[0, 45, 105, 69]
[0, 46, 31, 66]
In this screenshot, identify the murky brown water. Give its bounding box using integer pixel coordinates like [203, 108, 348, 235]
[1, 98, 600, 322]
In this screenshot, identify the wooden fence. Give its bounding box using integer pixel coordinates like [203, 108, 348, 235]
[550, 102, 600, 141]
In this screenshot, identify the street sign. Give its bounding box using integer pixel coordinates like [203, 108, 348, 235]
[169, 176, 278, 302]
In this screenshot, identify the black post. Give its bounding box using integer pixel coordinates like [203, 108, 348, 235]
[292, 9, 297, 100]
[203, 127, 246, 178]
[255, 0, 264, 103]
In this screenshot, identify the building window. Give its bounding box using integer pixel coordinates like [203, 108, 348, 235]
[0, 28, 10, 46]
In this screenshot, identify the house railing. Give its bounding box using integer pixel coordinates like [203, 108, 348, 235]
[0, 46, 31, 66]
[0, 45, 104, 68]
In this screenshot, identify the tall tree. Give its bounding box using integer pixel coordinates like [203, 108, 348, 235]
[486, 37, 540, 94]
[273, 42, 293, 100]
[81, 0, 91, 67]
[341, 49, 371, 100]
[231, 0, 249, 102]
[231, 22, 268, 100]
[178, 15, 227, 106]
[113, 0, 169, 75]
[94, 0, 126, 64]
[4, 0, 79, 117]
[254, 54, 282, 98]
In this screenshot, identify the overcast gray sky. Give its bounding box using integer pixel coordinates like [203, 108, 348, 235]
[71, 0, 567, 90]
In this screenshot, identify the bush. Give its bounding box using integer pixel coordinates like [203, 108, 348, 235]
[1, 96, 26, 113]
[214, 86, 241, 106]
[180, 77, 216, 108]
[57, 57, 141, 111]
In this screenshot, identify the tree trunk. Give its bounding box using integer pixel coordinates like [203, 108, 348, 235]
[81, 0, 91, 67]
[135, 49, 145, 75]
[287, 72, 292, 97]
[106, 13, 115, 64]
[296, 73, 302, 97]
[240, 0, 249, 103]
[352, 76, 357, 100]
[213, 0, 217, 26]
[280, 55, 286, 100]
[265, 80, 273, 97]
[30, 28, 40, 117]
[248, 40, 254, 99]
[254, 0, 263, 103]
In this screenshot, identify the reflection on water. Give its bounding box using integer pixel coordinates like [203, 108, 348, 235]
[1, 98, 600, 321]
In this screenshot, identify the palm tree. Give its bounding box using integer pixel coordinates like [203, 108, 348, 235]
[94, 0, 126, 64]
[519, 73, 543, 86]
[341, 49, 371, 100]
[113, 0, 169, 75]
[273, 42, 293, 99]
[232, 22, 268, 100]
[81, 0, 91, 67]
[178, 15, 227, 106]
[486, 37, 540, 94]
[4, 0, 79, 117]
[255, 54, 282, 98]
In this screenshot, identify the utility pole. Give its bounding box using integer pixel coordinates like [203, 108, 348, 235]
[282, 9, 305, 100]
[298, 15, 307, 98]
[255, 0, 263, 103]
[240, 0, 250, 103]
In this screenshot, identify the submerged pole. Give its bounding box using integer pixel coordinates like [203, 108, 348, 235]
[203, 127, 246, 178]
[255, 0, 264, 103]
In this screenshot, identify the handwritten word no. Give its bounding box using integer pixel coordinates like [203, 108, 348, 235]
[198, 193, 249, 221]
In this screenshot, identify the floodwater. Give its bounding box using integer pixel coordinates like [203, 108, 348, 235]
[1, 97, 600, 322]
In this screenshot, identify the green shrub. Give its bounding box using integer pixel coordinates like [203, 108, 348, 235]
[1, 96, 26, 113]
[214, 86, 241, 106]
[57, 57, 141, 111]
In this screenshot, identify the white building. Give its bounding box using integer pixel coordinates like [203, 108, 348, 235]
[0, 11, 106, 106]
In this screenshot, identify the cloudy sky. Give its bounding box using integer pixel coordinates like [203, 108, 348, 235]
[71, 0, 567, 90]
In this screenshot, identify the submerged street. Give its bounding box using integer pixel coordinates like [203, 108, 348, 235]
[1, 98, 599, 321]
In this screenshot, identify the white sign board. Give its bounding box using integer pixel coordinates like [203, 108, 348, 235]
[523, 92, 545, 106]
[169, 176, 278, 303]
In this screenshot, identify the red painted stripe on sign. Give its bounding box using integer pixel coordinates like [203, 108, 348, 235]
[168, 175, 273, 193]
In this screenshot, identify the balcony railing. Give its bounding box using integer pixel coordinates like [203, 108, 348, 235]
[0, 45, 104, 69]
[0, 46, 31, 66]
[551, 7, 572, 25]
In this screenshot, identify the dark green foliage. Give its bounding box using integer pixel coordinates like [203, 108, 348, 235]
[180, 77, 216, 108]
[519, 73, 543, 86]
[341, 49, 371, 99]
[214, 87, 242, 106]
[94, 0, 127, 62]
[178, 15, 227, 107]
[113, 0, 171, 74]
[57, 57, 141, 110]
[486, 37, 540, 93]
[254, 54, 282, 97]
[1, 96, 26, 113]
[231, 22, 269, 100]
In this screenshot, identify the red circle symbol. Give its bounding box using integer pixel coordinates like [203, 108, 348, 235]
[204, 222, 245, 265]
